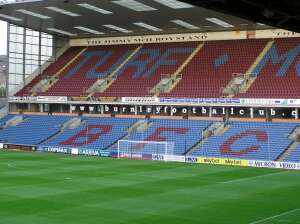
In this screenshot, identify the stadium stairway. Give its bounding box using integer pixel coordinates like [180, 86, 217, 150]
[276, 126, 300, 161]
[42, 117, 137, 150]
[151, 42, 205, 96]
[223, 40, 274, 98]
[285, 143, 300, 162]
[87, 45, 143, 98]
[94, 42, 198, 97]
[117, 119, 211, 155]
[161, 39, 269, 98]
[0, 115, 71, 145]
[191, 121, 296, 161]
[39, 117, 83, 144]
[184, 122, 231, 156]
[276, 141, 300, 161]
[237, 37, 300, 98]
[34, 47, 88, 95]
[15, 47, 85, 96]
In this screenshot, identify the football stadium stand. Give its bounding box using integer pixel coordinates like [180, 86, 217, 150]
[161, 39, 269, 98]
[286, 144, 300, 162]
[14, 37, 300, 99]
[0, 115, 71, 145]
[0, 114, 299, 163]
[6, 33, 300, 168]
[239, 38, 300, 98]
[3, 0, 300, 223]
[16, 47, 85, 96]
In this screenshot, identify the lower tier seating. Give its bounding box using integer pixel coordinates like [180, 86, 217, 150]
[191, 122, 295, 161]
[0, 115, 299, 163]
[0, 115, 71, 145]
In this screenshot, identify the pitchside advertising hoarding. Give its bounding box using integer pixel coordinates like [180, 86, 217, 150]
[6, 145, 300, 170]
[196, 157, 300, 170]
[197, 157, 249, 167]
[248, 160, 300, 170]
[37, 146, 110, 157]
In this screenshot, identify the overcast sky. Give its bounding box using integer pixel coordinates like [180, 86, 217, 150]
[0, 20, 7, 55]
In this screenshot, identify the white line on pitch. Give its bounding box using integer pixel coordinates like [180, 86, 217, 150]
[221, 171, 287, 184]
[249, 208, 300, 224]
[7, 163, 17, 168]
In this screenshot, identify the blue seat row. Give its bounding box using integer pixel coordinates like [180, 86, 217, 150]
[0, 115, 299, 163]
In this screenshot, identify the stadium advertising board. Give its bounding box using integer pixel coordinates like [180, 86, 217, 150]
[249, 160, 300, 170]
[164, 155, 186, 163]
[13, 145, 300, 170]
[122, 97, 159, 103]
[9, 96, 68, 102]
[36, 96, 68, 102]
[118, 152, 143, 159]
[9, 96, 37, 102]
[70, 104, 299, 119]
[71, 148, 78, 155]
[38, 146, 71, 154]
[160, 98, 242, 104]
[141, 154, 153, 160]
[198, 157, 249, 167]
[185, 157, 198, 163]
[38, 146, 111, 157]
[3, 144, 36, 151]
[151, 154, 196, 163]
[152, 154, 165, 161]
[9, 96, 300, 108]
[78, 149, 110, 157]
[160, 98, 300, 106]
[195, 158, 300, 170]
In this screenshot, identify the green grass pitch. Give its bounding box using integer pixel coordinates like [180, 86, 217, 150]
[0, 150, 300, 224]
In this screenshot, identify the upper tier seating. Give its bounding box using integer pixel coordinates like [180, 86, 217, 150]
[0, 115, 299, 163]
[42, 45, 139, 97]
[15, 38, 300, 99]
[161, 39, 269, 98]
[94, 42, 198, 97]
[16, 47, 84, 96]
[238, 38, 300, 98]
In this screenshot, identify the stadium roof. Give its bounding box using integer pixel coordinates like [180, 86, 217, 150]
[0, 0, 272, 38]
[182, 0, 300, 33]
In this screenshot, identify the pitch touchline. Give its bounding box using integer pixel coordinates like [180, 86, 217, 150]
[221, 171, 288, 184]
[249, 208, 300, 224]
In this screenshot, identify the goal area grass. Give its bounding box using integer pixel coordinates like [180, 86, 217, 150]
[0, 150, 300, 224]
